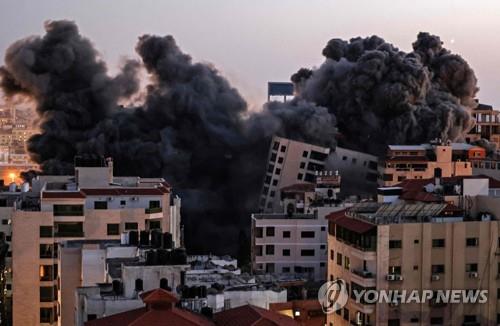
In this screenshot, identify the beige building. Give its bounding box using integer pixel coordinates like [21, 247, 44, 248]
[467, 103, 500, 148]
[327, 175, 500, 326]
[378, 142, 483, 187]
[11, 157, 181, 326]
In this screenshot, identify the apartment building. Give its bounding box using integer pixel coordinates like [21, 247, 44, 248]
[327, 175, 500, 326]
[467, 103, 500, 148]
[259, 136, 331, 213]
[11, 157, 181, 326]
[378, 142, 483, 187]
[252, 173, 347, 281]
[260, 136, 378, 213]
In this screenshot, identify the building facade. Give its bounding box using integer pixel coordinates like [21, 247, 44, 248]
[11, 157, 181, 326]
[327, 175, 500, 326]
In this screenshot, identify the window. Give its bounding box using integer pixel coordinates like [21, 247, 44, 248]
[149, 221, 161, 230]
[352, 158, 357, 164]
[389, 240, 402, 249]
[1, 219, 7, 225]
[282, 249, 290, 256]
[266, 227, 275, 237]
[330, 250, 334, 260]
[125, 223, 138, 230]
[94, 201, 108, 209]
[135, 279, 143, 291]
[149, 200, 161, 208]
[282, 231, 290, 238]
[431, 265, 445, 274]
[466, 238, 479, 247]
[343, 308, 349, 321]
[466, 263, 478, 272]
[255, 246, 262, 256]
[53, 204, 84, 216]
[337, 253, 342, 266]
[107, 224, 119, 236]
[273, 141, 279, 150]
[432, 239, 445, 248]
[320, 245, 325, 249]
[413, 265, 419, 270]
[321, 226, 326, 231]
[40, 286, 55, 302]
[265, 263, 275, 273]
[120, 200, 126, 206]
[255, 227, 263, 238]
[54, 222, 83, 237]
[39, 265, 54, 281]
[302, 151, 308, 158]
[464, 315, 477, 323]
[301, 231, 315, 238]
[430, 317, 443, 325]
[270, 153, 277, 162]
[267, 165, 274, 173]
[344, 256, 350, 270]
[297, 173, 303, 180]
[299, 162, 305, 169]
[87, 314, 97, 321]
[310, 151, 328, 161]
[40, 308, 55, 324]
[304, 173, 315, 182]
[282, 267, 290, 273]
[40, 244, 56, 259]
[414, 239, 419, 244]
[307, 162, 324, 172]
[269, 191, 275, 198]
[275, 168, 281, 175]
[272, 179, 278, 186]
[388, 319, 400, 326]
[266, 245, 274, 255]
[301, 249, 315, 256]
[280, 145, 286, 152]
[40, 226, 53, 238]
[277, 157, 284, 164]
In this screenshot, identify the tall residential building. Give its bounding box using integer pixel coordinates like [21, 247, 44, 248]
[467, 103, 500, 148]
[378, 142, 483, 187]
[11, 157, 181, 326]
[259, 136, 331, 213]
[327, 175, 500, 326]
[252, 173, 348, 281]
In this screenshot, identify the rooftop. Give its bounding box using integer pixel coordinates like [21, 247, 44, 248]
[214, 304, 298, 326]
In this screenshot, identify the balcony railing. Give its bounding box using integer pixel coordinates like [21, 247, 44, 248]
[54, 231, 84, 238]
[352, 269, 374, 279]
[145, 207, 163, 214]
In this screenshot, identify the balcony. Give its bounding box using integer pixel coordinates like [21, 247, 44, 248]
[145, 207, 163, 219]
[351, 269, 376, 287]
[54, 231, 84, 238]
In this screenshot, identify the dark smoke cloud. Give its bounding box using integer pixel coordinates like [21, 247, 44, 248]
[0, 22, 482, 253]
[294, 32, 478, 154]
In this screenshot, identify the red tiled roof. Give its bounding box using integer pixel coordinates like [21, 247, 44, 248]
[81, 188, 166, 196]
[42, 191, 86, 199]
[281, 183, 315, 193]
[326, 210, 375, 234]
[85, 289, 214, 326]
[214, 305, 299, 326]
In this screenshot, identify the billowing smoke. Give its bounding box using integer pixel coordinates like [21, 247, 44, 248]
[292, 33, 478, 154]
[0, 22, 480, 254]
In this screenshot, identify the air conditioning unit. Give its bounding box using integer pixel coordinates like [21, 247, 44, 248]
[468, 272, 478, 279]
[386, 274, 396, 281]
[395, 275, 403, 281]
[431, 274, 440, 281]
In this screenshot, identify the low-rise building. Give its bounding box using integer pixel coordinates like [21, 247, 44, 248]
[378, 142, 481, 187]
[466, 103, 500, 148]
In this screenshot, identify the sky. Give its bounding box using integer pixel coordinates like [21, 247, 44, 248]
[0, 0, 499, 108]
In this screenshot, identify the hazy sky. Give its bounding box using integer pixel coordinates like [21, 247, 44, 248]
[1, 0, 499, 108]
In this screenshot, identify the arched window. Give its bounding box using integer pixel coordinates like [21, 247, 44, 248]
[135, 278, 143, 292]
[160, 278, 169, 290]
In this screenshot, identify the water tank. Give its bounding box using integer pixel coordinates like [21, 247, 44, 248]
[162, 232, 173, 249]
[120, 232, 129, 246]
[129, 231, 138, 246]
[21, 182, 29, 193]
[146, 250, 157, 266]
[151, 230, 162, 248]
[140, 230, 150, 246]
[157, 249, 168, 265]
[8, 183, 16, 192]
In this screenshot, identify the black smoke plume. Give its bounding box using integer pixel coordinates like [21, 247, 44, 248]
[1, 21, 480, 254]
[293, 32, 478, 154]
